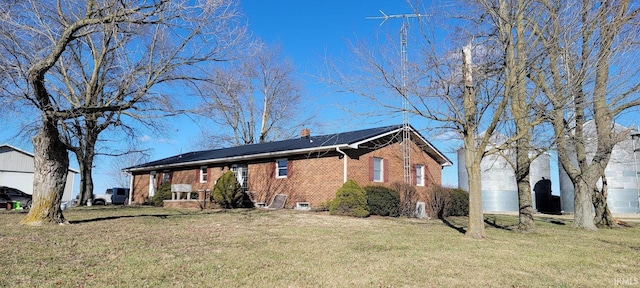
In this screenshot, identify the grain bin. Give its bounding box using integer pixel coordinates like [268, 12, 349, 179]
[457, 143, 551, 213]
[558, 122, 640, 214]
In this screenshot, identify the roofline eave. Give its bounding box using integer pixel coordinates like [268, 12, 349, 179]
[124, 144, 351, 173]
[349, 126, 453, 167]
[410, 130, 454, 167]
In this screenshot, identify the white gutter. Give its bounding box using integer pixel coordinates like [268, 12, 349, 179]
[336, 147, 348, 183]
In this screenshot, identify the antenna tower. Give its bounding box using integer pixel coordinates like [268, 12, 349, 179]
[367, 10, 424, 185]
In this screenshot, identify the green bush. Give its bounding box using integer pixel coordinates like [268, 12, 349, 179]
[313, 200, 331, 212]
[446, 188, 469, 217]
[364, 186, 400, 217]
[426, 186, 470, 218]
[329, 180, 369, 217]
[212, 171, 248, 208]
[152, 182, 172, 207]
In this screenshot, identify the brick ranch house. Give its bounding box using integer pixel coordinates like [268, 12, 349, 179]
[123, 125, 452, 209]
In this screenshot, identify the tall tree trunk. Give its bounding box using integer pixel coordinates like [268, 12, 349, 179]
[75, 133, 97, 206]
[77, 157, 95, 206]
[573, 178, 597, 230]
[259, 90, 269, 143]
[465, 152, 485, 239]
[462, 44, 484, 239]
[21, 121, 69, 225]
[511, 0, 535, 232]
[516, 145, 535, 231]
[593, 175, 617, 227]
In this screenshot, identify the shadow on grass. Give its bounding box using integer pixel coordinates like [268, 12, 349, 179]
[69, 214, 173, 224]
[441, 218, 466, 234]
[536, 217, 567, 226]
[547, 219, 567, 225]
[483, 217, 515, 231]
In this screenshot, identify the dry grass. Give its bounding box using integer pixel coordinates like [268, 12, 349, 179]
[0, 206, 638, 287]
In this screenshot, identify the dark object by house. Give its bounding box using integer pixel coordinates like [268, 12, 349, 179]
[1, 194, 13, 209]
[110, 188, 130, 205]
[0, 186, 32, 210]
[534, 178, 560, 214]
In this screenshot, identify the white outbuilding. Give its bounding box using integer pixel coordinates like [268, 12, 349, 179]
[0, 144, 78, 204]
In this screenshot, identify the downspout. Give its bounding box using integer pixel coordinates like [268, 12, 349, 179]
[127, 172, 134, 206]
[336, 147, 348, 183]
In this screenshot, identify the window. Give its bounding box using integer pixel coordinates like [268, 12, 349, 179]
[276, 159, 288, 178]
[115, 188, 127, 196]
[416, 164, 425, 186]
[200, 167, 208, 183]
[231, 165, 248, 190]
[161, 171, 171, 184]
[373, 157, 383, 182]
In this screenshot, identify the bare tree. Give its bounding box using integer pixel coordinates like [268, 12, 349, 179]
[0, 0, 246, 225]
[198, 43, 311, 147]
[107, 150, 150, 188]
[325, 1, 549, 238]
[530, 0, 640, 229]
[472, 0, 555, 232]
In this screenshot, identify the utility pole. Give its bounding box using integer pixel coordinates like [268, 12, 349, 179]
[366, 10, 425, 185]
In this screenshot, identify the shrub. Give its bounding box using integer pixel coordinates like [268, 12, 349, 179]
[426, 186, 470, 218]
[446, 188, 469, 217]
[427, 185, 451, 219]
[391, 182, 418, 217]
[313, 200, 331, 212]
[364, 186, 400, 217]
[212, 171, 247, 208]
[329, 180, 369, 217]
[152, 182, 172, 207]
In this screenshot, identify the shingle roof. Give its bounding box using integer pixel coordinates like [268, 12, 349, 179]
[125, 124, 452, 171]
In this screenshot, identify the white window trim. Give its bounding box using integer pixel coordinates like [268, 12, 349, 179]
[373, 157, 383, 182]
[416, 164, 425, 186]
[199, 166, 208, 183]
[276, 158, 288, 178]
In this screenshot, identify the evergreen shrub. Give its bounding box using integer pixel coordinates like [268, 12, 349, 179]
[152, 182, 172, 207]
[446, 188, 469, 216]
[212, 171, 247, 208]
[329, 180, 369, 217]
[364, 185, 400, 217]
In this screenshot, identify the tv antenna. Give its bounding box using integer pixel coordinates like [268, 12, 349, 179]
[367, 10, 425, 185]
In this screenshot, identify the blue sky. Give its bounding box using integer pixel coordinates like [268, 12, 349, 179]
[120, 0, 465, 193]
[2, 0, 574, 197]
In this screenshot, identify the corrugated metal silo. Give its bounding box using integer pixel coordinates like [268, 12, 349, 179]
[457, 144, 551, 213]
[558, 122, 640, 214]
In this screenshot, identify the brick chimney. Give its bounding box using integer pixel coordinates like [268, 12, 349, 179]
[300, 128, 310, 138]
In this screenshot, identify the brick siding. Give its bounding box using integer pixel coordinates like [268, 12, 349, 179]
[130, 138, 444, 208]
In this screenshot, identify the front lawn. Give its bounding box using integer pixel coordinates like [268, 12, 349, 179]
[0, 207, 637, 287]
